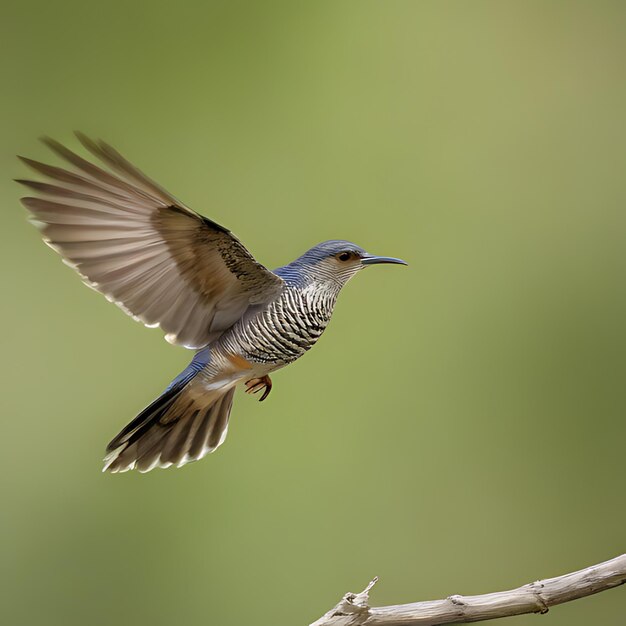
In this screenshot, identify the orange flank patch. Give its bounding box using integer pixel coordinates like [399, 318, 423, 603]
[225, 353, 254, 371]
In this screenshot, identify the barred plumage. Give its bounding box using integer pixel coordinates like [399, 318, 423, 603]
[220, 284, 339, 365]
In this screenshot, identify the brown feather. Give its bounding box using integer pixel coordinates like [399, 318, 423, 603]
[103, 385, 236, 473]
[19, 135, 284, 348]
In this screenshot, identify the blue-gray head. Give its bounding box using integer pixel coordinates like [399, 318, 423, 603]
[277, 240, 407, 287]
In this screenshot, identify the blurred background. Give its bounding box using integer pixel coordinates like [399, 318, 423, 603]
[1, 1, 625, 625]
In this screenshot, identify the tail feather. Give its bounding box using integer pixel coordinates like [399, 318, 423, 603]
[103, 382, 236, 473]
[189, 398, 225, 458]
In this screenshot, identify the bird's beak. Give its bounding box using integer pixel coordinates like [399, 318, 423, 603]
[361, 254, 408, 266]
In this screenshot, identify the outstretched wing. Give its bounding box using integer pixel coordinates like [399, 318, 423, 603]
[17, 134, 284, 349]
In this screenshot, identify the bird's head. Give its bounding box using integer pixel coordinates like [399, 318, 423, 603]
[285, 240, 407, 288]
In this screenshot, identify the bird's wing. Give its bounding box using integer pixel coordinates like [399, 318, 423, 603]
[18, 134, 284, 349]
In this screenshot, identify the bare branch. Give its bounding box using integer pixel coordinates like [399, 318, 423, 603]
[310, 553, 626, 626]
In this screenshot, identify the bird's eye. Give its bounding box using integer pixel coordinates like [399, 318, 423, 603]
[337, 252, 351, 262]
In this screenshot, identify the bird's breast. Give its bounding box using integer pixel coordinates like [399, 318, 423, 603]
[220, 285, 337, 366]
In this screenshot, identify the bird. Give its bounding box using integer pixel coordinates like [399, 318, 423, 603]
[17, 134, 407, 473]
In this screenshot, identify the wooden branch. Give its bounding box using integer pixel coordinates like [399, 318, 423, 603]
[310, 553, 626, 626]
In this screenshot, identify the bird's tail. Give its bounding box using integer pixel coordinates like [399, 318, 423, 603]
[103, 361, 236, 473]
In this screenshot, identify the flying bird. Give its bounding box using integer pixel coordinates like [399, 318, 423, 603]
[17, 134, 407, 473]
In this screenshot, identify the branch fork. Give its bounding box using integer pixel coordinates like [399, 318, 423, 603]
[310, 554, 626, 626]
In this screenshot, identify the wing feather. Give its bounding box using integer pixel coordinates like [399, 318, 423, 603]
[19, 135, 284, 348]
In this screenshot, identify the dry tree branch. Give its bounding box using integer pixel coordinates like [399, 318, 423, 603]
[310, 553, 626, 626]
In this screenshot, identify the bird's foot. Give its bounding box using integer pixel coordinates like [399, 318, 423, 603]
[244, 375, 272, 402]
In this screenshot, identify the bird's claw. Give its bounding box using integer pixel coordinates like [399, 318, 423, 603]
[245, 375, 272, 401]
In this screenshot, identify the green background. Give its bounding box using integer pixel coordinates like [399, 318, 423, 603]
[2, 1, 625, 625]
